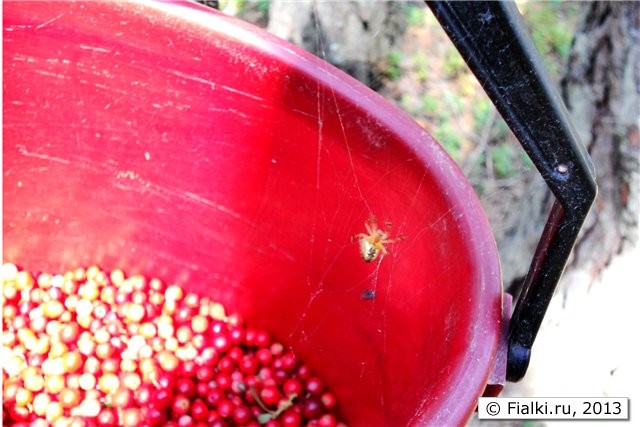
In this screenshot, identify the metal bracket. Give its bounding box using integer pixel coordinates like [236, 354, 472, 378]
[425, 1, 597, 381]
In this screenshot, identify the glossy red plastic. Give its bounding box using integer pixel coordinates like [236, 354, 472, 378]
[3, 2, 502, 425]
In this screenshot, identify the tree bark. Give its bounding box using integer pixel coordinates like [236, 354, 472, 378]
[267, 0, 404, 89]
[561, 1, 640, 281]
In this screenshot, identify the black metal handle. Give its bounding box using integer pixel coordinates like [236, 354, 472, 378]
[425, 1, 597, 381]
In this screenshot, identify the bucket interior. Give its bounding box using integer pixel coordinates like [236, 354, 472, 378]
[3, 2, 502, 425]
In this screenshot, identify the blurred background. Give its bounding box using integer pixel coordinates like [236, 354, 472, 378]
[198, 1, 639, 425]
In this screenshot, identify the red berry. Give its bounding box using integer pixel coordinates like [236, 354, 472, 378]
[155, 372, 175, 389]
[317, 414, 337, 427]
[215, 373, 231, 391]
[199, 346, 218, 365]
[175, 378, 197, 398]
[218, 357, 235, 373]
[274, 369, 288, 382]
[217, 399, 234, 418]
[152, 387, 174, 410]
[196, 365, 215, 383]
[240, 355, 258, 374]
[283, 379, 303, 396]
[232, 405, 251, 425]
[213, 335, 231, 353]
[228, 347, 243, 362]
[206, 388, 223, 406]
[303, 397, 323, 419]
[281, 409, 302, 427]
[96, 408, 118, 426]
[111, 387, 133, 409]
[256, 348, 272, 365]
[306, 377, 324, 395]
[177, 414, 194, 427]
[254, 331, 270, 348]
[122, 408, 143, 427]
[209, 418, 228, 427]
[178, 360, 198, 377]
[259, 386, 281, 407]
[196, 381, 209, 396]
[258, 367, 274, 381]
[190, 400, 209, 422]
[270, 342, 284, 356]
[172, 394, 191, 417]
[135, 383, 155, 406]
[229, 326, 245, 344]
[1, 266, 344, 427]
[296, 364, 311, 380]
[145, 406, 167, 426]
[320, 392, 336, 410]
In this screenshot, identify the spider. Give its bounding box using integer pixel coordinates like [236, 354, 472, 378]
[353, 216, 404, 262]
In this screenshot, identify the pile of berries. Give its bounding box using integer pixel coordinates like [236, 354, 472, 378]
[2, 263, 344, 427]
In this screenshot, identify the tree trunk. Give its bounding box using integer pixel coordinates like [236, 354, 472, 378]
[267, 0, 405, 89]
[561, 1, 639, 282]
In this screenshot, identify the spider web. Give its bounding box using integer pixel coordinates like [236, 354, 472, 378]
[263, 1, 541, 423]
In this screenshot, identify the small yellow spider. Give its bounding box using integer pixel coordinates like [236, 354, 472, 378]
[354, 216, 404, 262]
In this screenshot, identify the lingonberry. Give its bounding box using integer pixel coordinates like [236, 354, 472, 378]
[215, 372, 232, 391]
[305, 377, 324, 396]
[296, 364, 311, 380]
[196, 381, 209, 396]
[58, 388, 80, 409]
[232, 405, 252, 425]
[177, 414, 195, 427]
[121, 408, 143, 427]
[280, 352, 297, 371]
[270, 342, 284, 357]
[183, 292, 200, 308]
[218, 356, 235, 373]
[175, 306, 194, 324]
[217, 399, 235, 418]
[195, 364, 215, 383]
[175, 377, 197, 398]
[206, 388, 223, 406]
[178, 359, 198, 377]
[283, 379, 303, 396]
[145, 405, 168, 426]
[199, 346, 218, 364]
[135, 383, 155, 406]
[213, 334, 232, 353]
[172, 394, 191, 417]
[111, 386, 133, 409]
[240, 355, 259, 374]
[320, 392, 337, 410]
[303, 396, 324, 419]
[208, 418, 228, 427]
[151, 387, 174, 410]
[2, 265, 344, 426]
[229, 326, 245, 344]
[259, 385, 281, 407]
[317, 414, 338, 427]
[274, 369, 288, 382]
[256, 348, 273, 365]
[190, 399, 209, 422]
[280, 409, 302, 427]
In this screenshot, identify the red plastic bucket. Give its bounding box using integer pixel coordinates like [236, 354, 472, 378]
[3, 2, 503, 425]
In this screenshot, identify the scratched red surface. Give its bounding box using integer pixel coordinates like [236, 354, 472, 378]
[3, 2, 503, 425]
